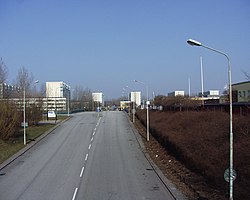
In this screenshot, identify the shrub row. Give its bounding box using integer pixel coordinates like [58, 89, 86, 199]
[0, 100, 43, 140]
[136, 109, 250, 199]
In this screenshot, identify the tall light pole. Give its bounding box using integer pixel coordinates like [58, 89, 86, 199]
[134, 80, 150, 141]
[23, 87, 26, 145]
[23, 80, 39, 145]
[187, 39, 234, 200]
[123, 87, 131, 116]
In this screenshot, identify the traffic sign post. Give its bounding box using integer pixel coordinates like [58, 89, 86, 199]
[224, 168, 237, 183]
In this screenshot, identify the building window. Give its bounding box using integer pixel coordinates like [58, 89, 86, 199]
[238, 91, 242, 98]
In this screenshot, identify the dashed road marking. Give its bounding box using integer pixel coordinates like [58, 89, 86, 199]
[80, 166, 85, 177]
[88, 144, 92, 150]
[72, 187, 78, 200]
[85, 153, 88, 161]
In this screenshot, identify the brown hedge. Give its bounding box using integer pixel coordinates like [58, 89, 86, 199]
[136, 109, 250, 200]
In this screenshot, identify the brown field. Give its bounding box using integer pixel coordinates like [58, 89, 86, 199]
[136, 109, 250, 200]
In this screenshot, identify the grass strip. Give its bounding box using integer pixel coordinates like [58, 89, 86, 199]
[0, 123, 55, 164]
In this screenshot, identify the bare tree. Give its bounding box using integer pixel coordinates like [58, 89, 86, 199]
[242, 70, 250, 80]
[15, 66, 34, 97]
[0, 58, 8, 83]
[71, 85, 93, 111]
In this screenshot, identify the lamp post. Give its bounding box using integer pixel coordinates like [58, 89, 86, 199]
[125, 86, 134, 120]
[134, 80, 150, 141]
[123, 87, 131, 115]
[23, 80, 39, 145]
[187, 39, 234, 200]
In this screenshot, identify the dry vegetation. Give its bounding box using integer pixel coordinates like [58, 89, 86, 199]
[136, 109, 250, 200]
[0, 100, 43, 141]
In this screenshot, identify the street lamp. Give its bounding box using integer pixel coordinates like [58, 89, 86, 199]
[187, 39, 234, 200]
[134, 80, 150, 141]
[23, 80, 39, 145]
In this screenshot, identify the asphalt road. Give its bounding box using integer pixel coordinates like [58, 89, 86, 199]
[0, 111, 179, 200]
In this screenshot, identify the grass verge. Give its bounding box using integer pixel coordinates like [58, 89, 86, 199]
[0, 123, 55, 164]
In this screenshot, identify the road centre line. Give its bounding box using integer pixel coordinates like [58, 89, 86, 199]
[80, 166, 85, 177]
[93, 131, 95, 136]
[85, 153, 88, 161]
[88, 144, 92, 150]
[91, 137, 93, 142]
[72, 187, 78, 200]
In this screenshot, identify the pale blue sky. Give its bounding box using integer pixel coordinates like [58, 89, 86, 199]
[0, 0, 249, 99]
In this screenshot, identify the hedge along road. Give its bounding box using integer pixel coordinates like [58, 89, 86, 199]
[0, 111, 184, 200]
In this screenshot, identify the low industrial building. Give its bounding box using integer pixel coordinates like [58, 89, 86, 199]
[168, 91, 185, 97]
[232, 81, 250, 102]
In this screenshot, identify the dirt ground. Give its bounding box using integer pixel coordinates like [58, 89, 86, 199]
[134, 114, 230, 200]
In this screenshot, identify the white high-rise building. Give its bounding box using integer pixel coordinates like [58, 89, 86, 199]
[130, 91, 141, 107]
[46, 81, 70, 98]
[45, 81, 71, 112]
[92, 92, 104, 105]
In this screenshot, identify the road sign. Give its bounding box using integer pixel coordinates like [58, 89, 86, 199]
[48, 110, 56, 118]
[224, 168, 237, 183]
[21, 122, 28, 127]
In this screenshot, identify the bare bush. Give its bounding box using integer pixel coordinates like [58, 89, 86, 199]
[0, 101, 21, 140]
[26, 102, 43, 125]
[136, 109, 250, 199]
[154, 95, 200, 111]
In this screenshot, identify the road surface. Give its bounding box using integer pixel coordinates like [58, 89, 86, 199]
[0, 111, 179, 200]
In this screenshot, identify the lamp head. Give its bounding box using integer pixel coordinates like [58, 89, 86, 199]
[187, 39, 202, 46]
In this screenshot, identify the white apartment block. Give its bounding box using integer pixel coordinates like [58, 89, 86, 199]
[92, 92, 104, 105]
[45, 81, 71, 112]
[46, 81, 70, 98]
[130, 91, 141, 107]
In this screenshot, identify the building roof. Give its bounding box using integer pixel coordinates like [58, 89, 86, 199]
[232, 80, 250, 86]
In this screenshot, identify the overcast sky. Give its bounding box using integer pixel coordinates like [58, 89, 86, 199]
[1, 0, 249, 99]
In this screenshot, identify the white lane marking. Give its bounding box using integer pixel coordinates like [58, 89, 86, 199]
[88, 144, 92, 150]
[91, 137, 94, 142]
[72, 187, 78, 200]
[85, 153, 88, 161]
[94, 127, 97, 131]
[93, 131, 95, 136]
[80, 166, 85, 177]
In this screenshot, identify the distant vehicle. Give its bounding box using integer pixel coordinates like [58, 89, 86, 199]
[96, 107, 101, 112]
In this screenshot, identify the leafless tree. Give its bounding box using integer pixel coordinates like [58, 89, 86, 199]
[242, 70, 250, 80]
[15, 66, 34, 97]
[0, 58, 8, 84]
[71, 85, 93, 110]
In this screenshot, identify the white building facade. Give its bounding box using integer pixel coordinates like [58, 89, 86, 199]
[130, 91, 141, 107]
[92, 92, 104, 105]
[45, 81, 71, 112]
[46, 81, 70, 98]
